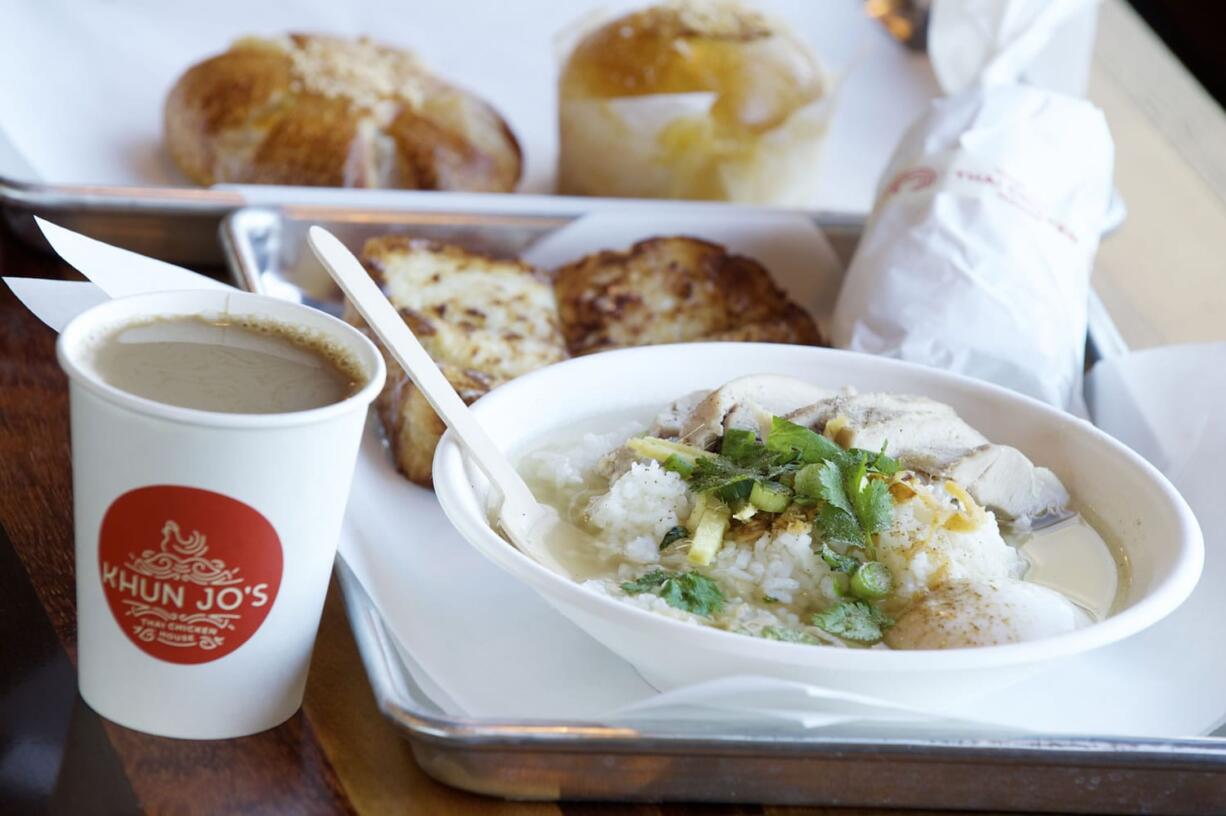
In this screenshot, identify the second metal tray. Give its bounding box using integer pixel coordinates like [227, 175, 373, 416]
[226, 202, 1224, 810]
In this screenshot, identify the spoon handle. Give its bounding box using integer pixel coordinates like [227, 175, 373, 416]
[307, 227, 542, 530]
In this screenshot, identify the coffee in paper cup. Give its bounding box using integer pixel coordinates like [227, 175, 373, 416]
[57, 290, 385, 739]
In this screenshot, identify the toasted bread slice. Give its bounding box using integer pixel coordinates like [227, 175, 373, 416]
[356, 237, 568, 484]
[372, 352, 498, 485]
[552, 236, 822, 355]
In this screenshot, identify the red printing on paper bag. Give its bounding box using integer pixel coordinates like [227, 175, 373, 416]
[884, 166, 937, 195]
[98, 485, 283, 664]
[881, 161, 1081, 245]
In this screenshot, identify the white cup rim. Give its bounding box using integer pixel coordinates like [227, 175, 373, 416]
[57, 289, 386, 429]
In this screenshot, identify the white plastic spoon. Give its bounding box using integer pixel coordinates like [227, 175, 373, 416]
[307, 226, 584, 577]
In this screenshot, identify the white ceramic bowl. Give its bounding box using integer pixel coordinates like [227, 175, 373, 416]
[433, 344, 1203, 708]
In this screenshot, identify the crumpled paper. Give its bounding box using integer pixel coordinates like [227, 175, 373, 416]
[832, 0, 1113, 410]
[831, 83, 1113, 409]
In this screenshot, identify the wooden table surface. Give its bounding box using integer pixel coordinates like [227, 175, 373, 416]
[3, 2, 1225, 814]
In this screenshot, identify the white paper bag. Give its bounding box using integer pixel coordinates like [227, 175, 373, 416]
[832, 81, 1113, 409]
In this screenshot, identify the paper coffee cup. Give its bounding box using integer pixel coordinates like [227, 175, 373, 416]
[57, 289, 386, 739]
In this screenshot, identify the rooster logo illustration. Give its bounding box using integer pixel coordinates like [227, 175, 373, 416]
[125, 520, 241, 586]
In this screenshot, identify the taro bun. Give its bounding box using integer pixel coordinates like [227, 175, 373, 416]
[558, 0, 826, 204]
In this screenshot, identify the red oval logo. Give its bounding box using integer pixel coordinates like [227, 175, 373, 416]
[885, 166, 937, 196]
[98, 486, 283, 664]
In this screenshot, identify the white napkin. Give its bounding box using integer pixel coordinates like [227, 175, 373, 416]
[1083, 343, 1226, 737]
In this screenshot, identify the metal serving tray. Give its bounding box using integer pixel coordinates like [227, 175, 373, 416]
[0, 174, 242, 266]
[224, 203, 1226, 810]
[0, 172, 870, 271]
[219, 200, 866, 302]
[336, 560, 1226, 811]
[219, 200, 1125, 369]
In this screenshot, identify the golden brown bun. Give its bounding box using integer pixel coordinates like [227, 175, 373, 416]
[557, 2, 826, 203]
[165, 34, 521, 192]
[560, 1, 820, 130]
[352, 237, 568, 485]
[552, 236, 824, 356]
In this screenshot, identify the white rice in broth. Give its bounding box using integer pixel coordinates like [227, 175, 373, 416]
[517, 383, 1122, 651]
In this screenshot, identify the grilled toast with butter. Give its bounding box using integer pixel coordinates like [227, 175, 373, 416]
[553, 236, 822, 355]
[353, 237, 568, 484]
[355, 234, 823, 486]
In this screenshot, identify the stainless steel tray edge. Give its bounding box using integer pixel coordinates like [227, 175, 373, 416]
[335, 560, 1226, 811]
[221, 203, 1118, 367]
[0, 174, 242, 266]
[0, 171, 867, 270]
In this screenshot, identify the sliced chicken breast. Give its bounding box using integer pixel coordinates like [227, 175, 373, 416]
[918, 445, 1070, 522]
[785, 391, 1069, 521]
[665, 375, 837, 449]
[785, 392, 988, 455]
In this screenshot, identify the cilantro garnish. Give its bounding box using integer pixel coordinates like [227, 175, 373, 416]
[868, 441, 900, 476]
[762, 626, 820, 645]
[620, 570, 668, 594]
[620, 570, 726, 617]
[855, 479, 893, 536]
[720, 428, 761, 463]
[817, 460, 854, 515]
[769, 417, 898, 484]
[687, 445, 796, 497]
[687, 457, 753, 494]
[783, 430, 895, 557]
[844, 452, 892, 533]
[811, 601, 894, 643]
[766, 416, 845, 464]
[661, 416, 897, 566]
[659, 525, 689, 551]
[816, 504, 864, 551]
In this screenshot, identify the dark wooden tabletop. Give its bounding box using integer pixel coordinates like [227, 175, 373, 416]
[3, 221, 1029, 816]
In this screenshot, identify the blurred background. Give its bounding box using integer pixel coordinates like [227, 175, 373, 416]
[1129, 1, 1226, 106]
